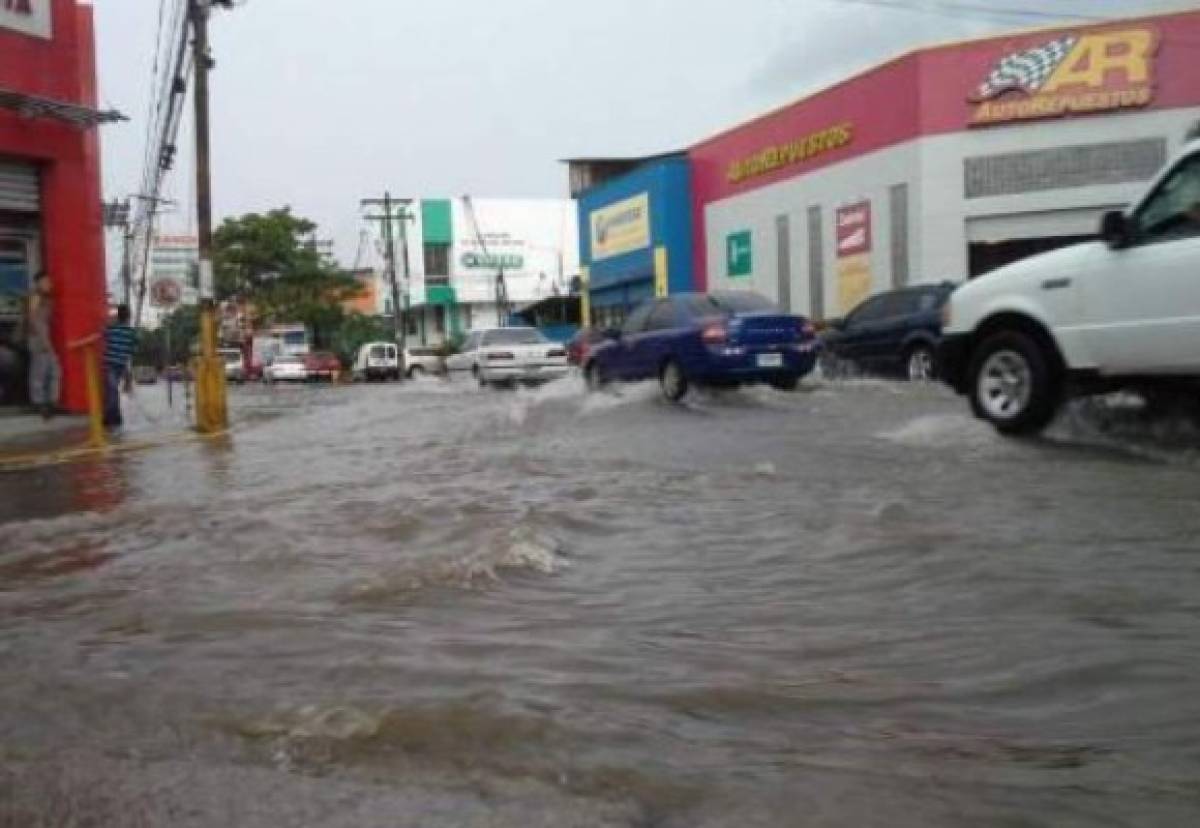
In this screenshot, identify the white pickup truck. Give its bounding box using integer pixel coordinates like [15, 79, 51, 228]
[939, 138, 1200, 434]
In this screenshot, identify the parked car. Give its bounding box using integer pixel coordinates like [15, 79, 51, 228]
[132, 365, 158, 385]
[566, 327, 608, 367]
[218, 348, 245, 383]
[445, 327, 569, 387]
[352, 342, 400, 382]
[264, 355, 308, 383]
[164, 364, 192, 383]
[584, 291, 819, 401]
[404, 346, 444, 378]
[304, 351, 342, 382]
[938, 137, 1200, 435]
[820, 282, 956, 380]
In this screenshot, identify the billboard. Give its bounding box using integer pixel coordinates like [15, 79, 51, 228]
[590, 193, 650, 261]
[0, 0, 52, 39]
[836, 201, 872, 313]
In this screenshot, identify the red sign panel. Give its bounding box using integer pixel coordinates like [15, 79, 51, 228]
[836, 202, 872, 258]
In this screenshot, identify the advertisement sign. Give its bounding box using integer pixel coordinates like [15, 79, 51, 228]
[150, 278, 183, 309]
[726, 230, 752, 278]
[836, 202, 872, 313]
[969, 27, 1157, 127]
[590, 193, 650, 261]
[0, 0, 52, 39]
[727, 122, 854, 184]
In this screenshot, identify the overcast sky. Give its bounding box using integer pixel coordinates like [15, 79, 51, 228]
[93, 0, 1189, 268]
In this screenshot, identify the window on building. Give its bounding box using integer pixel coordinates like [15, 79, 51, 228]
[407, 313, 418, 336]
[424, 243, 450, 278]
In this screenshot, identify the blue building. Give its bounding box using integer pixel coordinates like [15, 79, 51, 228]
[571, 153, 695, 328]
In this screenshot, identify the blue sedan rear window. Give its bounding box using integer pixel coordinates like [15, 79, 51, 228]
[687, 292, 778, 316]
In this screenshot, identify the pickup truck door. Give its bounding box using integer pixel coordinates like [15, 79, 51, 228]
[1081, 152, 1200, 375]
[448, 332, 480, 373]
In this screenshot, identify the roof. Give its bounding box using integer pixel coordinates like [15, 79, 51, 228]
[0, 88, 126, 128]
[559, 150, 686, 165]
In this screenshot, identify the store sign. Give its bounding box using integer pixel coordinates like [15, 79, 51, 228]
[461, 251, 524, 270]
[150, 278, 183, 309]
[726, 231, 752, 278]
[0, 0, 52, 39]
[969, 27, 1157, 127]
[836, 202, 872, 313]
[590, 193, 650, 261]
[727, 123, 854, 184]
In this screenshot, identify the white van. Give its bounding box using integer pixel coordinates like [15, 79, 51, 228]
[352, 342, 400, 381]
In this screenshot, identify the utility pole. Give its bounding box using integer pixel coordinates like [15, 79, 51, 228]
[191, 0, 228, 433]
[362, 192, 414, 374]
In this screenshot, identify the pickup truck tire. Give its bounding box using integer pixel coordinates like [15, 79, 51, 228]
[968, 331, 1059, 435]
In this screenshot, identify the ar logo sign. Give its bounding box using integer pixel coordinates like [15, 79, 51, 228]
[970, 28, 1158, 126]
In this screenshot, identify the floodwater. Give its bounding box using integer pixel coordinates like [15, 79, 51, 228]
[2, 376, 1199, 827]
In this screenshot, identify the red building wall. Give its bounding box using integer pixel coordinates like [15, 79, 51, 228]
[688, 8, 1200, 292]
[0, 0, 107, 413]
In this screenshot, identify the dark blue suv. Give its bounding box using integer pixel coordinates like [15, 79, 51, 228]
[820, 282, 955, 380]
[585, 291, 819, 401]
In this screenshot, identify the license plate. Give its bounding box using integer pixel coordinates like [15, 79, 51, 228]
[756, 353, 784, 368]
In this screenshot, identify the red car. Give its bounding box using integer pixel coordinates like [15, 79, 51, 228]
[303, 351, 342, 382]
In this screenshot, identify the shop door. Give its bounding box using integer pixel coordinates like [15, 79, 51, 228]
[0, 231, 40, 406]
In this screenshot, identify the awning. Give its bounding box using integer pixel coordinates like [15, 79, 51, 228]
[0, 88, 127, 128]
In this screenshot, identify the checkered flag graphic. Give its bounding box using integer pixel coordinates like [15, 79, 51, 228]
[973, 35, 1078, 101]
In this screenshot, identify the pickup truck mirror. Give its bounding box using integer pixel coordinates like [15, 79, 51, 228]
[1100, 210, 1130, 249]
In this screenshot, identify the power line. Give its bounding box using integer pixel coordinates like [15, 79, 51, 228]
[829, 0, 1109, 23]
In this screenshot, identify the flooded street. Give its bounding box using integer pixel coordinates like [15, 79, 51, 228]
[2, 377, 1200, 827]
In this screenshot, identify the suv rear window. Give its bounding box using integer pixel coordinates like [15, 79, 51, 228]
[369, 346, 389, 359]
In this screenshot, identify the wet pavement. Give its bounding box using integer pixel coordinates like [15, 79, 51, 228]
[1, 376, 1199, 826]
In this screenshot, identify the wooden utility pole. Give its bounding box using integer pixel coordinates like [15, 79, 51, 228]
[191, 0, 227, 432]
[362, 193, 414, 374]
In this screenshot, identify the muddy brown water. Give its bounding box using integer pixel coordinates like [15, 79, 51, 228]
[2, 378, 1199, 826]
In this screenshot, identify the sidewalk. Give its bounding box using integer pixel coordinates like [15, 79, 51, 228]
[0, 409, 92, 457]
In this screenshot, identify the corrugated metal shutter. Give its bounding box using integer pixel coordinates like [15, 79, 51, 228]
[0, 162, 40, 213]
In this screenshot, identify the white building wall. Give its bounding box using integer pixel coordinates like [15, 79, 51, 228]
[704, 106, 1200, 321]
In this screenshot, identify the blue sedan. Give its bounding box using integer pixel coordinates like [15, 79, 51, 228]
[584, 291, 820, 401]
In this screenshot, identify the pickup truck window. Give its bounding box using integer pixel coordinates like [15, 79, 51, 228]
[1134, 154, 1200, 244]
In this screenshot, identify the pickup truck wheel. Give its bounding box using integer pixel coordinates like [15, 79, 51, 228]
[906, 344, 936, 382]
[472, 365, 488, 388]
[968, 331, 1059, 435]
[660, 359, 688, 403]
[407, 364, 425, 379]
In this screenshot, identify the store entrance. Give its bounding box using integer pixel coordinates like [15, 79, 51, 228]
[968, 233, 1096, 278]
[0, 228, 40, 406]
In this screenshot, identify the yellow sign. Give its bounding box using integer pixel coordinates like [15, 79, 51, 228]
[590, 193, 651, 261]
[727, 123, 854, 184]
[653, 247, 668, 298]
[970, 28, 1157, 126]
[837, 255, 872, 314]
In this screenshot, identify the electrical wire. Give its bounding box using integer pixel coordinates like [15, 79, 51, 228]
[829, 0, 1109, 23]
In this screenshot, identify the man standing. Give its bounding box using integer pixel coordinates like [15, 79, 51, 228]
[26, 272, 61, 420]
[102, 305, 137, 428]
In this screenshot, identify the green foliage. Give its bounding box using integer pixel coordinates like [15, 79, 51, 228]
[329, 313, 393, 366]
[214, 207, 364, 348]
[135, 305, 199, 368]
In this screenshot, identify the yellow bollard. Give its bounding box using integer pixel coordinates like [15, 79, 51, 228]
[81, 343, 106, 449]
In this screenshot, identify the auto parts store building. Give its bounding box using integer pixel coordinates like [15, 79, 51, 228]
[690, 8, 1200, 322]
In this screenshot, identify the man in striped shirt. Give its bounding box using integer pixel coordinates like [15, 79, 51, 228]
[102, 305, 137, 428]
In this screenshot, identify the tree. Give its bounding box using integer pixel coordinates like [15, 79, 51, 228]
[214, 208, 363, 347]
[134, 305, 199, 368]
[330, 312, 392, 367]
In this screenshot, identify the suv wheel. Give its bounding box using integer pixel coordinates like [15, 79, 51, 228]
[660, 359, 688, 403]
[906, 345, 936, 382]
[408, 364, 425, 379]
[968, 331, 1059, 434]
